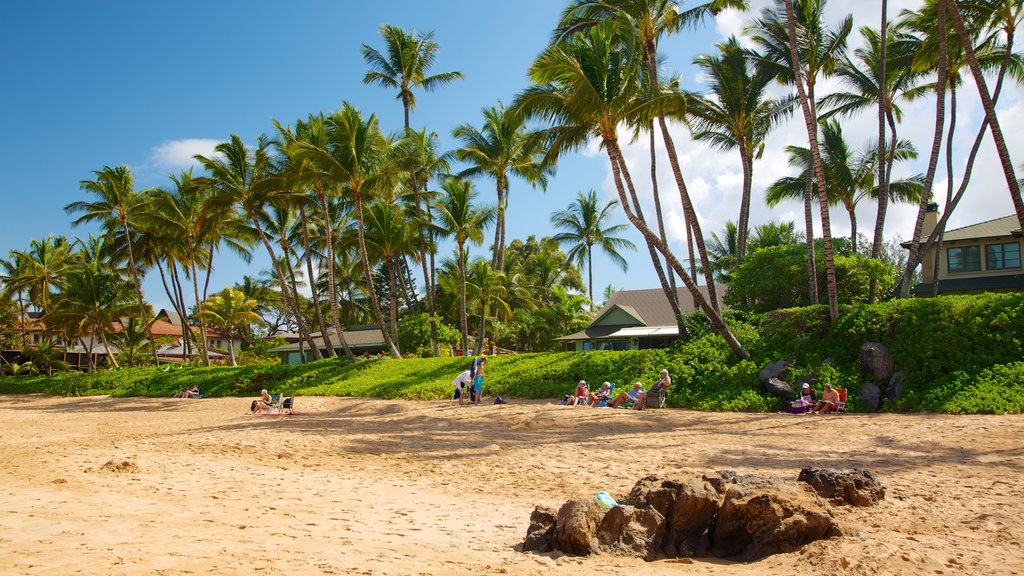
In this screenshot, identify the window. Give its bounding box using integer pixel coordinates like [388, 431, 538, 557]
[947, 246, 981, 273]
[986, 242, 1021, 270]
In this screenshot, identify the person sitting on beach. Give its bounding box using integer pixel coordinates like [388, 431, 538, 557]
[185, 385, 201, 398]
[564, 380, 589, 406]
[452, 370, 472, 405]
[808, 384, 840, 414]
[608, 382, 644, 408]
[790, 383, 815, 413]
[588, 381, 613, 407]
[251, 389, 274, 413]
[635, 369, 671, 410]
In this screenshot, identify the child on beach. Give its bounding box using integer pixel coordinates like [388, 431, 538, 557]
[471, 356, 486, 404]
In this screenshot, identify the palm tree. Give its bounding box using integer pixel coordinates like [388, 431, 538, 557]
[275, 115, 355, 360]
[66, 165, 159, 361]
[364, 199, 414, 350]
[942, 0, 1023, 230]
[8, 235, 74, 316]
[750, 220, 799, 251]
[767, 120, 924, 254]
[515, 20, 750, 358]
[404, 128, 448, 356]
[49, 235, 136, 370]
[362, 25, 464, 131]
[554, 0, 743, 312]
[551, 190, 636, 305]
[289, 103, 406, 358]
[706, 221, 740, 284]
[452, 103, 552, 271]
[195, 134, 323, 360]
[433, 178, 495, 356]
[688, 36, 795, 265]
[747, 0, 852, 314]
[818, 24, 922, 301]
[465, 258, 511, 355]
[0, 253, 31, 348]
[199, 288, 262, 366]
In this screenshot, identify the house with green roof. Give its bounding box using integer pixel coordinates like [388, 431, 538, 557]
[556, 286, 725, 351]
[903, 204, 1023, 295]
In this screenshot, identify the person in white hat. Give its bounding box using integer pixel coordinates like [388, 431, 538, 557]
[791, 382, 816, 413]
[565, 379, 590, 406]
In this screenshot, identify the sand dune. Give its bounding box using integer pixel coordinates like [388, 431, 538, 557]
[1, 394, 1022, 575]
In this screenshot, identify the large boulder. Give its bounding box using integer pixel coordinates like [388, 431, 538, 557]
[663, 478, 720, 558]
[758, 359, 790, 385]
[711, 480, 840, 561]
[858, 381, 882, 412]
[521, 505, 557, 552]
[762, 377, 794, 400]
[858, 342, 894, 381]
[552, 498, 605, 555]
[886, 371, 907, 402]
[596, 505, 665, 559]
[797, 468, 886, 507]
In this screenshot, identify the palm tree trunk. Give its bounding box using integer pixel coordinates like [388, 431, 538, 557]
[169, 261, 192, 359]
[783, 0, 839, 321]
[803, 173, 819, 304]
[587, 244, 594, 307]
[499, 184, 510, 270]
[931, 82, 960, 297]
[353, 191, 401, 358]
[848, 208, 858, 254]
[901, 3, 948, 297]
[315, 189, 355, 361]
[736, 146, 753, 264]
[474, 297, 486, 356]
[605, 139, 748, 358]
[417, 190, 440, 357]
[98, 329, 119, 369]
[649, 125, 678, 295]
[427, 194, 440, 356]
[227, 335, 237, 366]
[120, 218, 158, 363]
[298, 205, 336, 358]
[17, 292, 27, 348]
[492, 174, 506, 269]
[187, 255, 210, 366]
[249, 211, 320, 361]
[388, 258, 400, 352]
[457, 243, 469, 356]
[280, 234, 322, 361]
[943, 0, 1024, 231]
[868, 0, 890, 303]
[613, 153, 685, 318]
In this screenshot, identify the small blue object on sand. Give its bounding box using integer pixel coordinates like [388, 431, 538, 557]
[596, 490, 617, 508]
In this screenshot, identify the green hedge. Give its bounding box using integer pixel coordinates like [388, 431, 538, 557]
[2, 292, 1022, 414]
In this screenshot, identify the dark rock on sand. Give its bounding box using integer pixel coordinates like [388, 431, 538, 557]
[552, 498, 604, 555]
[797, 468, 886, 507]
[521, 505, 557, 552]
[596, 504, 665, 559]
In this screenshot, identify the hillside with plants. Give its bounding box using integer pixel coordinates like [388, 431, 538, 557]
[4, 293, 1021, 415]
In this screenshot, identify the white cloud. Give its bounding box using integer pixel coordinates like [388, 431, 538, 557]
[148, 138, 222, 171]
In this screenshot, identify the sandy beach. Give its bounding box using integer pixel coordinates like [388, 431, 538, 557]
[1, 394, 1022, 575]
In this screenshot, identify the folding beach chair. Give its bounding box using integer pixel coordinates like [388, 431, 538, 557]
[832, 388, 847, 415]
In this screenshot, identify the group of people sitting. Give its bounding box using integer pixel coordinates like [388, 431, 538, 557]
[562, 369, 672, 411]
[790, 383, 842, 414]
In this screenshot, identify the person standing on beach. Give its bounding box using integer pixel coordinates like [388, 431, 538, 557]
[472, 356, 487, 404]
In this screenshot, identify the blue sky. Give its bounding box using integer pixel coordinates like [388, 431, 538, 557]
[2, 1, 1021, 312]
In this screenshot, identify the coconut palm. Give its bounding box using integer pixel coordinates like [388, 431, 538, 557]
[465, 259, 511, 355]
[688, 36, 795, 264]
[818, 24, 922, 301]
[66, 166, 159, 361]
[288, 103, 407, 358]
[515, 20, 749, 358]
[942, 0, 1023, 229]
[362, 25, 464, 131]
[554, 0, 743, 312]
[10, 235, 75, 319]
[550, 190, 635, 305]
[0, 253, 31, 347]
[49, 235, 136, 370]
[706, 221, 740, 284]
[433, 178, 495, 356]
[199, 288, 262, 366]
[275, 115, 356, 360]
[452, 103, 552, 271]
[747, 0, 852, 314]
[768, 121, 925, 254]
[364, 199, 415, 349]
[194, 134, 323, 360]
[750, 220, 799, 251]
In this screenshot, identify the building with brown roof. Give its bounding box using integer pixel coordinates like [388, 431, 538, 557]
[556, 285, 726, 351]
[902, 205, 1023, 296]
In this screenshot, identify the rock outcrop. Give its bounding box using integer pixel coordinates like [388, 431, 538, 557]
[797, 467, 886, 507]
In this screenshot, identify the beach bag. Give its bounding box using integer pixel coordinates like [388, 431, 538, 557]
[250, 400, 258, 412]
[494, 395, 505, 405]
